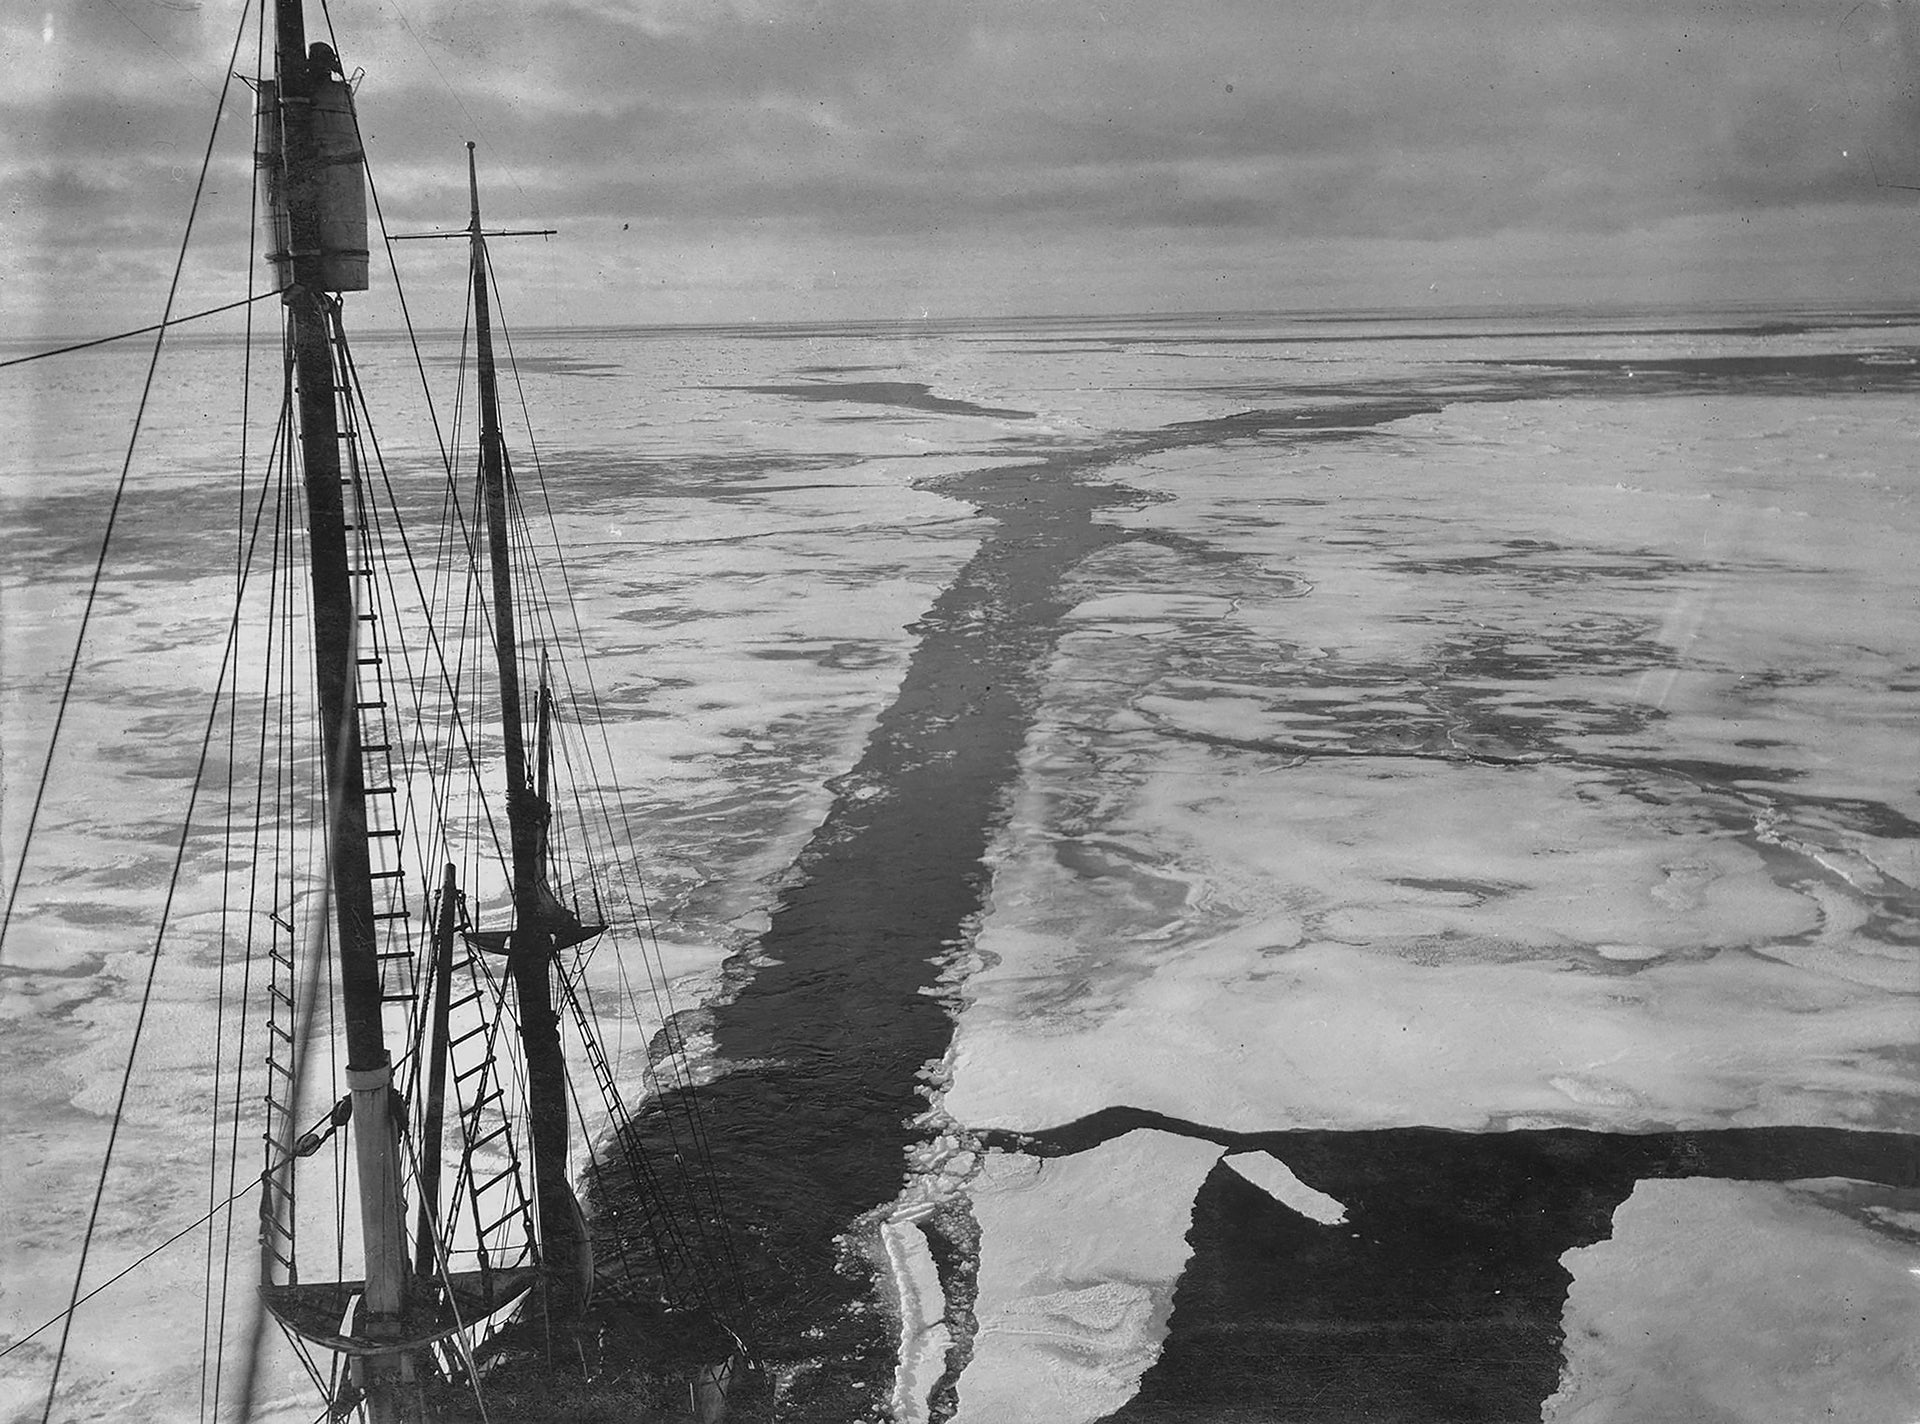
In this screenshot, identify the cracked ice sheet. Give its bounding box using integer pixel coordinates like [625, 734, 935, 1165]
[945, 393, 1920, 1138]
[929, 387, 1920, 1418]
[946, 750, 1912, 1135]
[1095, 397, 1920, 809]
[955, 1132, 1227, 1424]
[948, 1142, 1350, 1423]
[0, 333, 990, 1422]
[1548, 1178, 1920, 1422]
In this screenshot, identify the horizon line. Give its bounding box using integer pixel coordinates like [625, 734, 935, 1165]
[8, 296, 1920, 356]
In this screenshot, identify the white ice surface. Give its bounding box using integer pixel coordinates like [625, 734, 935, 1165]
[955, 1132, 1225, 1424]
[1547, 1179, 1920, 1422]
[924, 385, 1920, 1418]
[882, 1207, 949, 1424]
[944, 755, 1912, 1134]
[0, 329, 988, 1421]
[11, 320, 1920, 1421]
[1221, 1151, 1347, 1225]
[946, 393, 1920, 1138]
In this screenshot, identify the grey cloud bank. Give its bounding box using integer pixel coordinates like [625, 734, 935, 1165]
[9, 0, 1920, 332]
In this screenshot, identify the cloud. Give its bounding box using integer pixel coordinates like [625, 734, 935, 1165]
[354, 0, 1918, 236]
[10, 0, 1920, 329]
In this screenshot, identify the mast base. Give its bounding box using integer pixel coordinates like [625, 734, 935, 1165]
[262, 1268, 537, 1355]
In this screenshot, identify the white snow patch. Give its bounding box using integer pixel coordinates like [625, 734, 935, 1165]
[882, 1205, 949, 1424]
[1547, 1179, 1920, 1423]
[1221, 1151, 1347, 1224]
[955, 1132, 1224, 1423]
[947, 934, 1914, 1134]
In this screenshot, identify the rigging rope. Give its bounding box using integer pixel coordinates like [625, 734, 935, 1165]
[0, 292, 279, 371]
[335, 324, 509, 878]
[0, 9, 253, 958]
[486, 253, 744, 1303]
[0, 1180, 265, 1362]
[18, 5, 744, 1407]
[205, 20, 273, 1412]
[28, 5, 260, 1417]
[397, 1129, 496, 1423]
[37, 374, 286, 1424]
[332, 0, 538, 213]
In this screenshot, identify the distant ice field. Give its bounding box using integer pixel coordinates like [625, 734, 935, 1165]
[949, 391, 1920, 1133]
[2, 306, 1917, 1421]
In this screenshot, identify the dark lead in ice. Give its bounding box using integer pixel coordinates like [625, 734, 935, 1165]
[615, 353, 1920, 1420]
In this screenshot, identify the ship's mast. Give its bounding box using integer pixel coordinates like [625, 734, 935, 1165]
[466, 143, 586, 1314]
[271, 0, 413, 1416]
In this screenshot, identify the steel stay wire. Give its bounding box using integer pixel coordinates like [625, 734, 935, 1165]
[0, 292, 281, 371]
[490, 283, 723, 1144]
[0, 1072, 350, 1366]
[4, 1180, 267, 1363]
[26, 8, 270, 1417]
[0, 0, 254, 967]
[39, 345, 292, 1422]
[204, 14, 274, 1412]
[485, 254, 743, 1301]
[20, 2, 740, 1408]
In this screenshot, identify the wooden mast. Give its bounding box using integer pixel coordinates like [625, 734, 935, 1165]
[271, 0, 414, 1416]
[466, 142, 586, 1317]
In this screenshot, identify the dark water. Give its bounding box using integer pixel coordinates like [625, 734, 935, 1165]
[988, 1110, 1920, 1423]
[601, 343, 1920, 1420]
[727, 381, 1035, 420]
[614, 428, 1155, 1418]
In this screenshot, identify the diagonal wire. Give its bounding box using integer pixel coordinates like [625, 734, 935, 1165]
[2, 1181, 265, 1363]
[29, 4, 259, 1418]
[0, 0, 254, 964]
[0, 293, 279, 370]
[37, 413, 278, 1424]
[485, 255, 743, 1306]
[206, 16, 276, 1400]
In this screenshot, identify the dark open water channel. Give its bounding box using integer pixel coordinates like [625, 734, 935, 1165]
[614, 348, 1920, 1421]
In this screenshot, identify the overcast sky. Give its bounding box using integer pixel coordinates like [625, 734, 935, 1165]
[6, 0, 1920, 335]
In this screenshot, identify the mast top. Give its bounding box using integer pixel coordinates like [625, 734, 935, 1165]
[385, 144, 557, 242]
[468, 140, 482, 232]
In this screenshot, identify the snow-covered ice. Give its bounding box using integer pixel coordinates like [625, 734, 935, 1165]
[6, 311, 1918, 1421]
